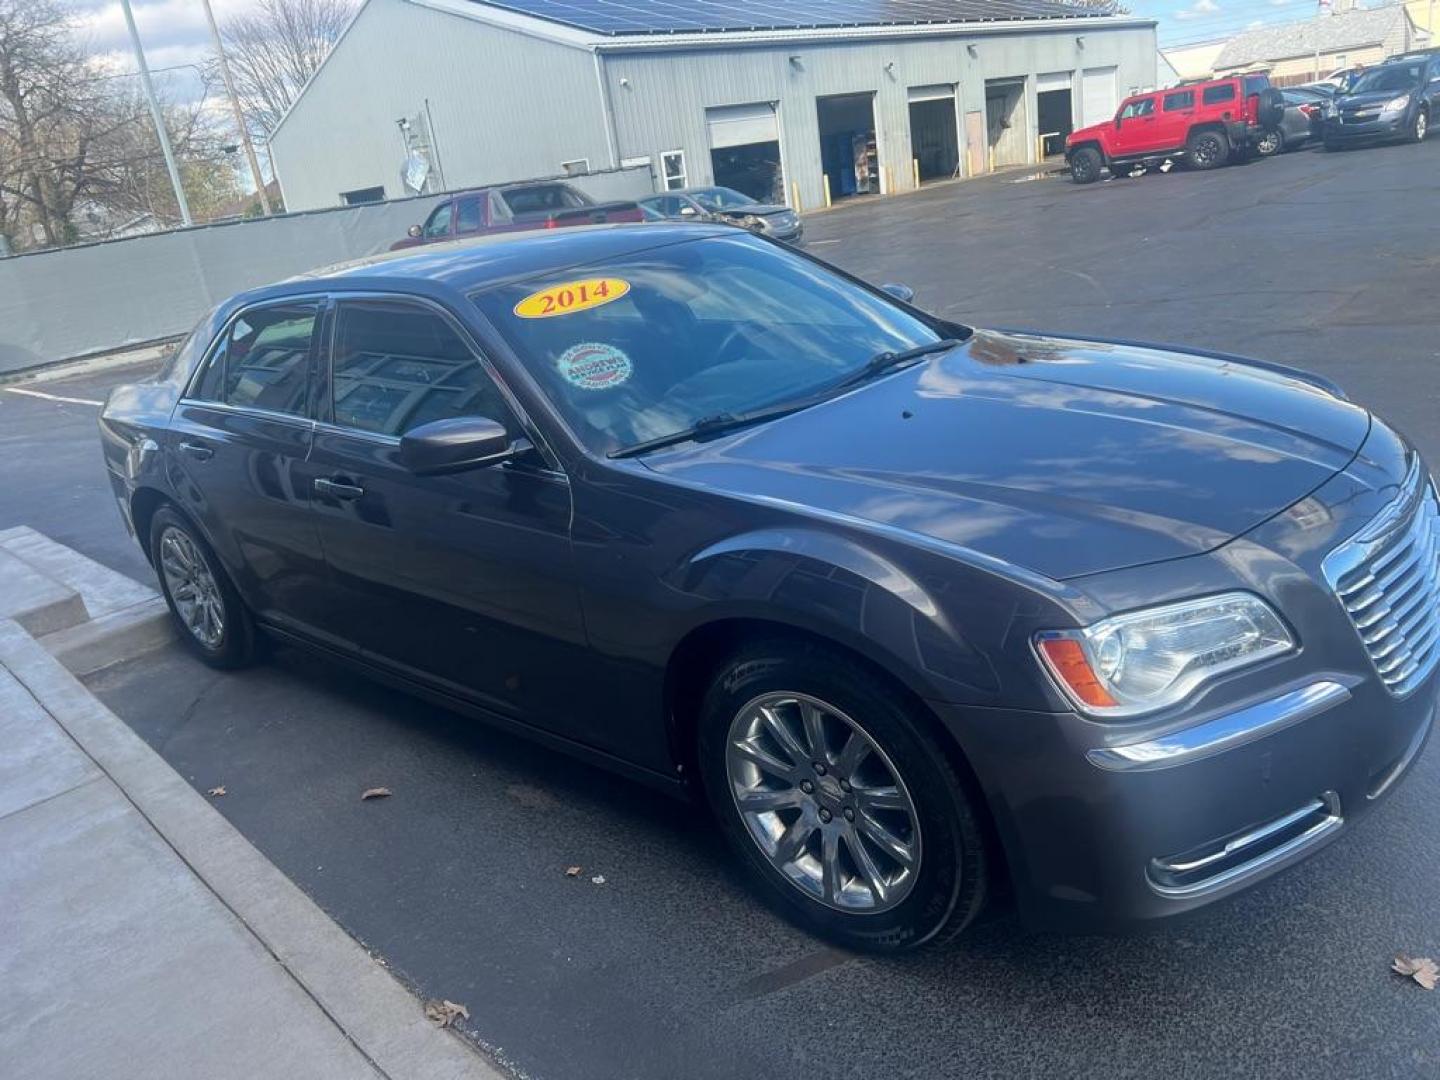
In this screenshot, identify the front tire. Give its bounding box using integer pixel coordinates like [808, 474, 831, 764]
[1408, 108, 1428, 143]
[150, 506, 261, 669]
[1069, 146, 1102, 184]
[698, 640, 989, 952]
[1186, 128, 1230, 170]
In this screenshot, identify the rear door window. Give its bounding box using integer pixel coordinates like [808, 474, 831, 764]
[193, 303, 320, 417]
[1163, 90, 1195, 111]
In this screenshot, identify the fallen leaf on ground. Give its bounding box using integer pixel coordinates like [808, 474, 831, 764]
[207, 786, 226, 797]
[564, 866, 583, 877]
[591, 874, 606, 885]
[423, 999, 470, 1027]
[1393, 955, 1439, 990]
[361, 787, 392, 800]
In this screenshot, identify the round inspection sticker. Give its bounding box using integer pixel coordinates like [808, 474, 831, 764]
[514, 277, 630, 319]
[556, 342, 632, 392]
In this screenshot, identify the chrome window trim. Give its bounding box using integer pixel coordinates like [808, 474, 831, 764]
[323, 290, 566, 477]
[1086, 680, 1352, 772]
[174, 397, 317, 430]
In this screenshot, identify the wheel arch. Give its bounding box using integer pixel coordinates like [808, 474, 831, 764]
[129, 485, 173, 565]
[662, 616, 1012, 893]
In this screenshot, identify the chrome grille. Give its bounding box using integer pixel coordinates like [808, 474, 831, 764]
[1324, 457, 1440, 697]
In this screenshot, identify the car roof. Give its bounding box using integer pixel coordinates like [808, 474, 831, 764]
[285, 222, 732, 293]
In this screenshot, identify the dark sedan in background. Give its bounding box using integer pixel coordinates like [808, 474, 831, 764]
[99, 224, 1437, 952]
[638, 186, 803, 243]
[1325, 55, 1440, 148]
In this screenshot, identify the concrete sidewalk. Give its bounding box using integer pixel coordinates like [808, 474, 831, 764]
[0, 546, 502, 1079]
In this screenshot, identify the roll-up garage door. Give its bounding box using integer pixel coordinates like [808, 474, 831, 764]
[1081, 66, 1118, 126]
[907, 84, 955, 103]
[1036, 71, 1072, 93]
[706, 103, 779, 149]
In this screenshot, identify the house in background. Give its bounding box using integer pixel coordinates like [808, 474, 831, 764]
[1160, 39, 1228, 83]
[1212, 3, 1427, 87]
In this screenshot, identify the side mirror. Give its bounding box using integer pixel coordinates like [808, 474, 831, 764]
[679, 205, 698, 216]
[407, 224, 422, 238]
[399, 416, 518, 476]
[881, 283, 915, 303]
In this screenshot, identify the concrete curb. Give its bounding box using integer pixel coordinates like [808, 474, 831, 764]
[39, 596, 174, 676]
[0, 619, 505, 1080]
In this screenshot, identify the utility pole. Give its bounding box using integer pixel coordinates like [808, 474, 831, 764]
[118, 0, 192, 226]
[200, 0, 271, 215]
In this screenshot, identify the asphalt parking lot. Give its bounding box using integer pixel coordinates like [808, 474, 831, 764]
[6, 139, 1440, 1079]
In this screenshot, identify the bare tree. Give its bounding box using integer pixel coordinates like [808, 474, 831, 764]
[0, 0, 243, 250]
[220, 0, 356, 138]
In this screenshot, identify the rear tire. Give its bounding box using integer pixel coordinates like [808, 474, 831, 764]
[1186, 129, 1230, 170]
[1255, 128, 1283, 157]
[698, 639, 989, 953]
[1069, 146, 1102, 184]
[150, 506, 261, 670]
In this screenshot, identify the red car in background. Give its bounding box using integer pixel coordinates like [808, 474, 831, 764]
[391, 181, 645, 249]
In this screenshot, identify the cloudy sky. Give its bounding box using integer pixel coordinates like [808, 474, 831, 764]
[64, 0, 267, 99]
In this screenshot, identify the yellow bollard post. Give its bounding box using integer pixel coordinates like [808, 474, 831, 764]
[912, 158, 921, 189]
[791, 180, 802, 212]
[823, 173, 832, 208]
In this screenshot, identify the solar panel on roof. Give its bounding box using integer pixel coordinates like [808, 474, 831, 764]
[470, 0, 1112, 37]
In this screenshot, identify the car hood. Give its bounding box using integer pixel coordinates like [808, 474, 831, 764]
[1337, 89, 1415, 109]
[642, 330, 1371, 580]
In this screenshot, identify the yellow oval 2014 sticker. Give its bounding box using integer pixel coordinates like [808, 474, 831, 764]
[514, 278, 630, 319]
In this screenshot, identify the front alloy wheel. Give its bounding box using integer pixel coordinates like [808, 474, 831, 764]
[726, 692, 921, 913]
[1411, 109, 1429, 143]
[699, 640, 989, 952]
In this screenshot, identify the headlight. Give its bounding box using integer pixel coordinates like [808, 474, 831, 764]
[1034, 593, 1294, 718]
[1382, 94, 1412, 113]
[736, 214, 767, 232]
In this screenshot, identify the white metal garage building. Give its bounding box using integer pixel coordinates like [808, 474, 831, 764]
[269, 0, 1157, 213]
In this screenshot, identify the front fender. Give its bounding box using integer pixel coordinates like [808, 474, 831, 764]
[671, 526, 1004, 703]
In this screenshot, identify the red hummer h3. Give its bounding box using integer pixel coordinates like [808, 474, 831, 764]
[1064, 74, 1285, 183]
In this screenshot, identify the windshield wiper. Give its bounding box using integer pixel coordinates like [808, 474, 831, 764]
[832, 338, 964, 392]
[608, 404, 808, 459]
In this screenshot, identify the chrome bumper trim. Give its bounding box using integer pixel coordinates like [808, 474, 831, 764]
[1148, 791, 1343, 899]
[1086, 680, 1352, 772]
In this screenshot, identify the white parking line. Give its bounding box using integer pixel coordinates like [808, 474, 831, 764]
[2, 386, 103, 407]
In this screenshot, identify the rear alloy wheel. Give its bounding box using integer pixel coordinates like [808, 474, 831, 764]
[1186, 129, 1230, 170]
[699, 641, 989, 952]
[1255, 128, 1284, 157]
[150, 505, 261, 669]
[1069, 146, 1102, 184]
[1409, 108, 1429, 143]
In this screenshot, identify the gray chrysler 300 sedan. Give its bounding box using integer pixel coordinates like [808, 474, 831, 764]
[100, 224, 1438, 951]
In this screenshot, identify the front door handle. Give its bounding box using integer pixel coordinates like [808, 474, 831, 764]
[315, 476, 365, 500]
[178, 440, 214, 461]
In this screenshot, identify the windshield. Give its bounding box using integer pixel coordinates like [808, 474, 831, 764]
[691, 187, 757, 211]
[472, 234, 943, 455]
[1349, 65, 1422, 95]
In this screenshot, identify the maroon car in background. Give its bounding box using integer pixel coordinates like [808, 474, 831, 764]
[390, 180, 644, 249]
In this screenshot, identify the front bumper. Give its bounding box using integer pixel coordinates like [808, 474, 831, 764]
[1325, 114, 1409, 143]
[939, 671, 1436, 931]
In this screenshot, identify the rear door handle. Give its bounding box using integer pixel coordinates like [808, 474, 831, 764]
[178, 440, 214, 461]
[314, 476, 365, 500]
